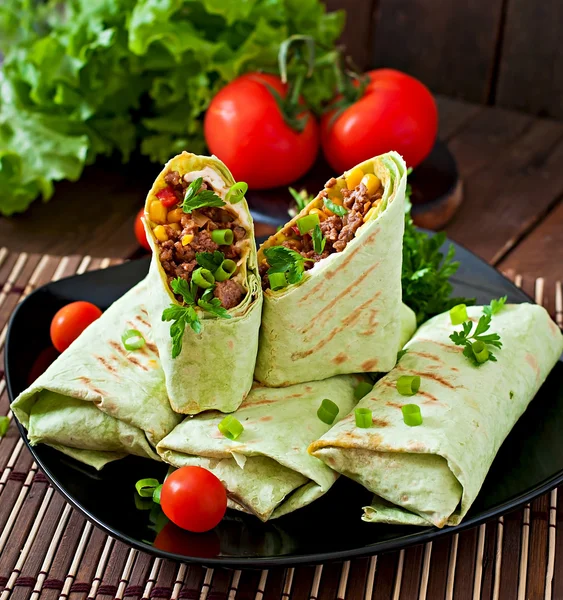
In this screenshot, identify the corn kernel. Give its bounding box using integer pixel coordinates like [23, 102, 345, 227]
[361, 173, 381, 195]
[363, 202, 381, 222]
[149, 201, 168, 224]
[345, 167, 364, 190]
[153, 225, 168, 242]
[168, 223, 181, 232]
[168, 208, 183, 223]
[181, 234, 194, 246]
[309, 208, 327, 222]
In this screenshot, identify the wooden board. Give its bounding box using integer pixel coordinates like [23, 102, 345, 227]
[371, 0, 504, 103]
[496, 0, 563, 119]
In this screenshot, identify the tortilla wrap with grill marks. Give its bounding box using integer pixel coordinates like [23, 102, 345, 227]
[143, 152, 262, 414]
[11, 279, 182, 470]
[157, 376, 361, 521]
[309, 303, 563, 528]
[254, 151, 416, 387]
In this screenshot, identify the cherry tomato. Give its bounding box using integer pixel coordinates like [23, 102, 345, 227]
[134, 208, 150, 251]
[156, 187, 178, 208]
[160, 466, 227, 533]
[321, 69, 438, 172]
[50, 301, 103, 352]
[204, 73, 319, 189]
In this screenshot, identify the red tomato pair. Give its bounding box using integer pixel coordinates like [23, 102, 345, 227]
[204, 69, 438, 189]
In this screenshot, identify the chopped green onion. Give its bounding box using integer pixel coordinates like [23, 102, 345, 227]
[355, 408, 372, 428]
[153, 484, 163, 505]
[192, 267, 215, 289]
[214, 259, 237, 282]
[121, 329, 146, 351]
[297, 213, 320, 235]
[218, 415, 244, 440]
[354, 381, 373, 401]
[135, 478, 160, 498]
[317, 399, 339, 425]
[134, 494, 153, 511]
[226, 182, 248, 204]
[211, 229, 234, 245]
[449, 304, 468, 325]
[268, 272, 287, 291]
[471, 340, 490, 363]
[323, 197, 348, 217]
[396, 375, 421, 396]
[402, 404, 423, 427]
[0, 416, 9, 437]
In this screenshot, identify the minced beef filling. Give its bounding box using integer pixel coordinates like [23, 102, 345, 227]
[260, 177, 383, 289]
[154, 170, 247, 310]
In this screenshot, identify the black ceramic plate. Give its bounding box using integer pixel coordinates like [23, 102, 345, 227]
[5, 238, 563, 568]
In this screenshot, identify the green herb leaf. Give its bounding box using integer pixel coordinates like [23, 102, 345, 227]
[449, 310, 502, 367]
[483, 296, 507, 317]
[312, 224, 326, 254]
[264, 246, 312, 285]
[182, 177, 225, 213]
[196, 251, 225, 272]
[323, 197, 348, 217]
[289, 187, 312, 212]
[198, 288, 232, 319]
[170, 277, 197, 305]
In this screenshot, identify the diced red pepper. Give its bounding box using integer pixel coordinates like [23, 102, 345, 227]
[291, 225, 300, 236]
[157, 187, 178, 208]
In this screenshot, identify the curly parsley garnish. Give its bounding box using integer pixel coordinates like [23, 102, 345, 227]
[182, 177, 225, 213]
[323, 197, 348, 217]
[162, 277, 231, 358]
[312, 224, 326, 255]
[264, 246, 313, 288]
[450, 313, 502, 367]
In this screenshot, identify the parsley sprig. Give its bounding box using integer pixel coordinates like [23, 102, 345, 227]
[195, 251, 224, 272]
[182, 177, 225, 213]
[264, 246, 313, 287]
[450, 312, 503, 367]
[288, 187, 313, 213]
[162, 276, 232, 358]
[483, 295, 507, 317]
[402, 169, 475, 324]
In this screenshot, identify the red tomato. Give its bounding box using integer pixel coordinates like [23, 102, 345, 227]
[134, 208, 151, 251]
[204, 73, 319, 189]
[50, 301, 103, 352]
[160, 466, 227, 533]
[156, 187, 178, 208]
[321, 69, 438, 172]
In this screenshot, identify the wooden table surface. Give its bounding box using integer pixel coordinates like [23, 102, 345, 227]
[1, 95, 562, 285]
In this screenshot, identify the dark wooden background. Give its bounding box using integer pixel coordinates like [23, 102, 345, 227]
[327, 0, 563, 119]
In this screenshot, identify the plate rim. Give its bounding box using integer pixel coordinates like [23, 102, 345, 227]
[5, 239, 562, 568]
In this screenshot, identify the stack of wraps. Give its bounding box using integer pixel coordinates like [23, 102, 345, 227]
[255, 151, 416, 386]
[11, 280, 182, 470]
[144, 152, 262, 414]
[310, 304, 563, 527]
[157, 376, 360, 521]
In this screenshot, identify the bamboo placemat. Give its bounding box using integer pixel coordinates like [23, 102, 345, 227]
[0, 248, 562, 600]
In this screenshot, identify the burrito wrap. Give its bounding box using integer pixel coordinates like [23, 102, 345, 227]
[11, 279, 182, 469]
[157, 376, 361, 521]
[144, 152, 262, 413]
[254, 152, 415, 386]
[310, 304, 563, 527]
